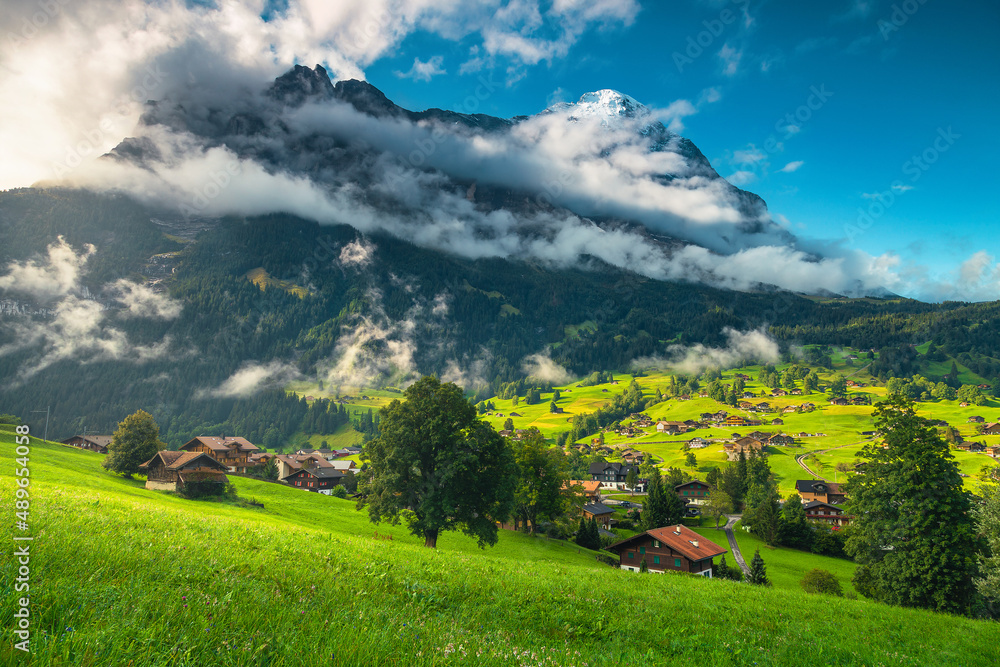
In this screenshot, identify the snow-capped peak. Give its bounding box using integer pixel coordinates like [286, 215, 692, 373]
[574, 90, 646, 118]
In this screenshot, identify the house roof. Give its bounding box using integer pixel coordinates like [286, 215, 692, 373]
[287, 467, 345, 480]
[140, 450, 230, 472]
[803, 500, 845, 511]
[674, 480, 708, 490]
[63, 435, 113, 447]
[795, 480, 842, 495]
[565, 480, 602, 494]
[184, 436, 260, 453]
[608, 525, 727, 562]
[582, 502, 615, 516]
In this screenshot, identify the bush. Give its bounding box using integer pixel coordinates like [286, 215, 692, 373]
[801, 569, 843, 596]
[811, 528, 848, 558]
[331, 485, 348, 498]
[595, 551, 619, 568]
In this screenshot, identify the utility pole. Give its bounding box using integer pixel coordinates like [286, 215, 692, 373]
[31, 406, 49, 442]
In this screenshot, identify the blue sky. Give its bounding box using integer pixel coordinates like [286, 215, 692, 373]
[361, 0, 999, 290]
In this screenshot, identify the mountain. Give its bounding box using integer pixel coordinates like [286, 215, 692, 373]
[3, 67, 1000, 443]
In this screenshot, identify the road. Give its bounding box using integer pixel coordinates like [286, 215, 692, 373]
[720, 514, 749, 575]
[795, 441, 867, 480]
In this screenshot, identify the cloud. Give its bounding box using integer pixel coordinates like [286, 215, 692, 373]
[726, 170, 756, 186]
[0, 237, 181, 380]
[440, 348, 492, 390]
[196, 360, 302, 398]
[631, 327, 780, 375]
[779, 160, 804, 173]
[718, 43, 743, 76]
[339, 238, 376, 267]
[395, 55, 446, 82]
[0, 236, 94, 302]
[521, 350, 573, 384]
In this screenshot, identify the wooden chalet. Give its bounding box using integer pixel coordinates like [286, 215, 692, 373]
[766, 434, 794, 446]
[274, 453, 336, 480]
[983, 423, 1000, 435]
[565, 480, 602, 503]
[61, 434, 113, 454]
[140, 451, 229, 492]
[582, 502, 615, 529]
[968, 416, 985, 423]
[829, 397, 849, 406]
[180, 436, 260, 473]
[989, 445, 1000, 458]
[284, 467, 345, 494]
[589, 461, 642, 490]
[796, 480, 846, 505]
[675, 480, 711, 504]
[656, 421, 688, 434]
[770, 418, 784, 425]
[723, 415, 747, 426]
[803, 500, 850, 527]
[724, 436, 764, 461]
[608, 525, 727, 577]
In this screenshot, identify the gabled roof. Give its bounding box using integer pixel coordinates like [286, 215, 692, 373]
[803, 500, 845, 511]
[795, 480, 842, 495]
[140, 450, 230, 472]
[608, 525, 727, 562]
[582, 502, 615, 516]
[62, 435, 113, 447]
[286, 467, 345, 480]
[565, 480, 602, 494]
[183, 436, 260, 453]
[674, 480, 709, 490]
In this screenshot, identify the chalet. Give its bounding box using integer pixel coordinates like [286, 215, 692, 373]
[968, 416, 986, 423]
[803, 500, 850, 527]
[724, 437, 764, 461]
[274, 453, 335, 480]
[767, 434, 795, 446]
[783, 405, 799, 414]
[140, 450, 229, 493]
[180, 436, 260, 473]
[829, 397, 849, 406]
[979, 384, 991, 389]
[589, 462, 642, 490]
[798, 432, 811, 437]
[771, 389, 787, 397]
[960, 402, 970, 407]
[754, 402, 772, 412]
[582, 502, 615, 529]
[846, 380, 856, 387]
[61, 434, 113, 454]
[742, 391, 756, 398]
[608, 525, 727, 577]
[510, 412, 522, 417]
[989, 446, 1000, 459]
[745, 419, 763, 426]
[738, 401, 754, 409]
[688, 437, 708, 449]
[796, 480, 846, 505]
[850, 396, 870, 406]
[724, 415, 747, 426]
[565, 480, 602, 503]
[284, 467, 345, 495]
[675, 480, 711, 504]
[790, 388, 803, 395]
[770, 418, 784, 425]
[656, 421, 689, 434]
[735, 373, 750, 380]
[983, 423, 1000, 435]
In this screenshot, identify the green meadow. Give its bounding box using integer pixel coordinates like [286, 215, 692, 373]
[2, 429, 998, 666]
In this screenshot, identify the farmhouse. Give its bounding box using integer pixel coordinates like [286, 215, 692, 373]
[724, 415, 747, 426]
[803, 500, 850, 527]
[589, 461, 642, 490]
[675, 480, 710, 504]
[687, 437, 708, 449]
[656, 420, 689, 434]
[582, 502, 615, 529]
[284, 467, 345, 494]
[983, 423, 1000, 435]
[61, 434, 113, 454]
[766, 434, 795, 446]
[565, 480, 602, 503]
[608, 525, 727, 576]
[140, 450, 229, 493]
[770, 418, 784, 425]
[180, 436, 260, 473]
[796, 480, 846, 505]
[829, 397, 849, 406]
[968, 416, 985, 423]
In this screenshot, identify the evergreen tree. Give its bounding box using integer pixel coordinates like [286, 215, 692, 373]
[844, 395, 982, 614]
[576, 517, 589, 548]
[746, 549, 770, 586]
[639, 558, 649, 573]
[777, 492, 813, 550]
[103, 409, 163, 478]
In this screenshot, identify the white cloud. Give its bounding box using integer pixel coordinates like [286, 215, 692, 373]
[718, 43, 743, 76]
[196, 360, 302, 398]
[779, 160, 804, 173]
[726, 170, 756, 186]
[109, 280, 183, 319]
[339, 238, 376, 267]
[395, 55, 446, 82]
[521, 349, 573, 384]
[631, 327, 780, 375]
[0, 236, 94, 302]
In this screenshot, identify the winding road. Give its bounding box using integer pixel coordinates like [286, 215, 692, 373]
[794, 441, 869, 480]
[719, 514, 749, 575]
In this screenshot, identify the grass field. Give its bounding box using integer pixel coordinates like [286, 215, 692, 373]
[3, 429, 998, 666]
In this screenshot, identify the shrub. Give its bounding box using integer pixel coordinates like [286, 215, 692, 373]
[331, 485, 348, 498]
[801, 569, 843, 596]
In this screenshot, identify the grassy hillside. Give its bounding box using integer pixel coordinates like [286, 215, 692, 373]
[2, 430, 997, 666]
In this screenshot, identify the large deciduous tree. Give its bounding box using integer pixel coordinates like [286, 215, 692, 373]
[512, 429, 570, 533]
[103, 409, 163, 478]
[843, 395, 982, 614]
[358, 376, 516, 549]
[975, 481, 1000, 615]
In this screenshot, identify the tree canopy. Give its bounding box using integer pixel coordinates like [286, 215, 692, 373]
[358, 376, 517, 548]
[103, 409, 163, 478]
[512, 428, 570, 534]
[844, 395, 982, 614]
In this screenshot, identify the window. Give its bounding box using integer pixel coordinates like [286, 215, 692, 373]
[674, 558, 681, 567]
[683, 491, 688, 496]
[653, 556, 660, 565]
[652, 539, 660, 548]
[627, 552, 634, 559]
[639, 547, 645, 555]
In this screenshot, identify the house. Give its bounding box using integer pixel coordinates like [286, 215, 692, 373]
[675, 480, 711, 504]
[688, 437, 708, 449]
[724, 436, 764, 461]
[829, 397, 849, 406]
[767, 434, 795, 446]
[968, 416, 986, 423]
[284, 467, 346, 494]
[771, 389, 787, 397]
[989, 446, 1000, 458]
[803, 501, 850, 527]
[582, 502, 616, 529]
[983, 423, 1000, 435]
[589, 462, 642, 490]
[565, 480, 602, 503]
[140, 450, 229, 493]
[61, 434, 113, 454]
[656, 421, 689, 434]
[742, 391, 756, 398]
[850, 396, 870, 406]
[796, 480, 846, 505]
[790, 388, 803, 395]
[607, 525, 727, 577]
[273, 453, 336, 480]
[724, 415, 747, 426]
[783, 405, 799, 414]
[770, 418, 784, 425]
[180, 436, 261, 473]
[754, 402, 772, 412]
[960, 402, 970, 407]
